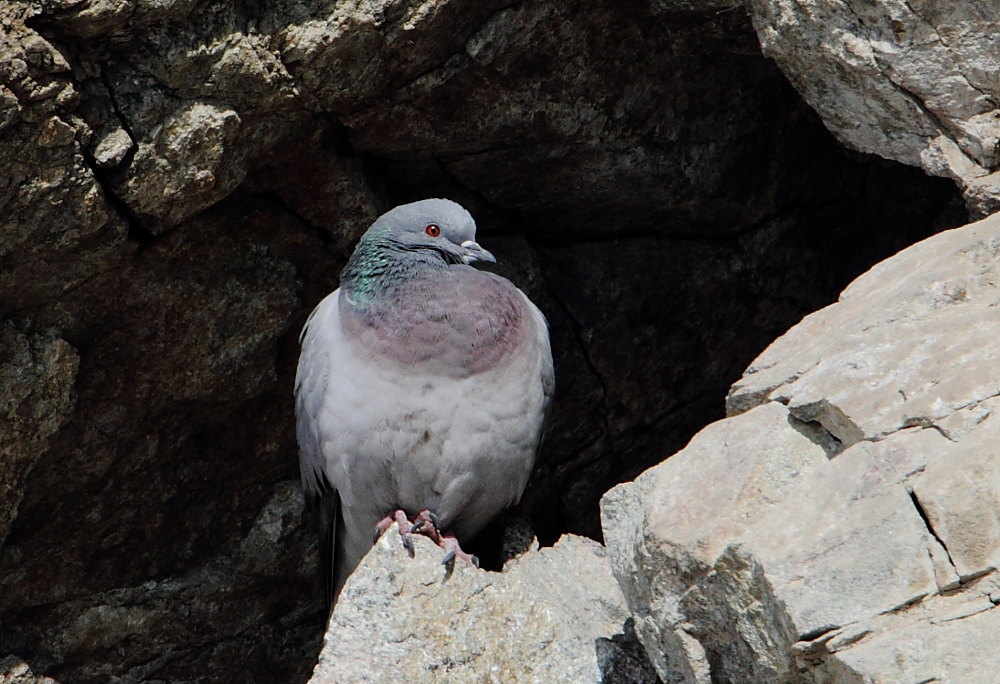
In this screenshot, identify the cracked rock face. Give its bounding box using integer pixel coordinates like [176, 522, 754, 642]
[0, 0, 978, 680]
[748, 0, 1000, 216]
[602, 211, 1000, 683]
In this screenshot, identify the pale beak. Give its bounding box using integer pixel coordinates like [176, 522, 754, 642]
[460, 239, 496, 264]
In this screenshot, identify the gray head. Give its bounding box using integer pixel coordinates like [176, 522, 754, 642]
[364, 198, 495, 265]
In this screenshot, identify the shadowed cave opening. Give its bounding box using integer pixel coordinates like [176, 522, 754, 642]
[250, 95, 967, 575]
[361, 136, 967, 552]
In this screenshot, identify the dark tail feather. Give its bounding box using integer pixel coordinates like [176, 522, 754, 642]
[316, 489, 339, 617]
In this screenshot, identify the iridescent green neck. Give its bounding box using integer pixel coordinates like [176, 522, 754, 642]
[340, 224, 443, 309]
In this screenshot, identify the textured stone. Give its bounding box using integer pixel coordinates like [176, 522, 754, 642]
[821, 575, 1000, 683]
[0, 324, 78, 548]
[0, 656, 57, 684]
[603, 398, 996, 683]
[738, 429, 952, 635]
[748, 0, 1000, 216]
[313, 530, 629, 683]
[115, 101, 245, 231]
[0, 202, 325, 682]
[0, 481, 318, 682]
[0, 2, 130, 313]
[343, 0, 799, 239]
[604, 211, 1000, 683]
[278, 0, 509, 114]
[910, 409, 1000, 580]
[728, 211, 1000, 445]
[601, 401, 829, 683]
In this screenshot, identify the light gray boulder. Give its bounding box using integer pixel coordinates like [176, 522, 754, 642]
[311, 529, 630, 683]
[748, 0, 1000, 216]
[603, 211, 1000, 683]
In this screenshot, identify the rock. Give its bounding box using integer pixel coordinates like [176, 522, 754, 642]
[595, 618, 664, 684]
[0, 324, 78, 549]
[0, 201, 325, 681]
[602, 211, 1000, 683]
[313, 529, 629, 683]
[747, 0, 1000, 216]
[601, 401, 830, 683]
[0, 481, 319, 682]
[728, 211, 1000, 445]
[342, 0, 796, 239]
[909, 403, 1000, 580]
[0, 1, 130, 312]
[0, 656, 57, 684]
[278, 0, 510, 114]
[116, 101, 245, 232]
[821, 579, 1000, 683]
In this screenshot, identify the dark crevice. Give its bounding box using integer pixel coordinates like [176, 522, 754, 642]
[22, 11, 157, 252]
[923, 423, 956, 443]
[596, 618, 663, 684]
[879, 591, 928, 617]
[89, 64, 156, 250]
[786, 413, 845, 459]
[798, 624, 840, 642]
[908, 488, 959, 574]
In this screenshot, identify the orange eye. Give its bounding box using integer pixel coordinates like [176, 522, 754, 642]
[425, 224, 441, 237]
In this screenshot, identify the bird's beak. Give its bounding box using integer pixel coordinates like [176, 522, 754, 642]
[460, 239, 496, 264]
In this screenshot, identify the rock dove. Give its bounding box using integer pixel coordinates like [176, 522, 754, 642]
[295, 198, 554, 607]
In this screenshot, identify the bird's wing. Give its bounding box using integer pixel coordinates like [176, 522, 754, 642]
[295, 290, 338, 505]
[295, 289, 344, 609]
[511, 287, 554, 506]
[522, 289, 555, 410]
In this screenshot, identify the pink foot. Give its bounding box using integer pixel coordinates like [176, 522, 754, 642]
[373, 509, 417, 557]
[373, 508, 479, 579]
[411, 509, 479, 580]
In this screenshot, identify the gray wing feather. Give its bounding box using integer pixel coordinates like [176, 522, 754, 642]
[295, 291, 342, 608]
[514, 289, 554, 504]
[295, 292, 338, 504]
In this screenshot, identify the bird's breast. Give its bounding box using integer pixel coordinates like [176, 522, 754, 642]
[339, 271, 529, 379]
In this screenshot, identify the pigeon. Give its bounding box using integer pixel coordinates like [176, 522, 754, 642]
[295, 198, 554, 608]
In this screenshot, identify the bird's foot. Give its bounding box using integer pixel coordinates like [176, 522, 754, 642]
[409, 509, 442, 543]
[373, 509, 417, 558]
[374, 509, 479, 581]
[409, 509, 479, 581]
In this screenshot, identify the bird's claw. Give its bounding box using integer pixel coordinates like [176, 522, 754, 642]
[442, 550, 456, 582]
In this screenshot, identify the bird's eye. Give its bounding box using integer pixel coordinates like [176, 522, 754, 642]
[425, 224, 441, 237]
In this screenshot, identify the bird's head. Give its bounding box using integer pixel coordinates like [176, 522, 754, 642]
[369, 198, 496, 266]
